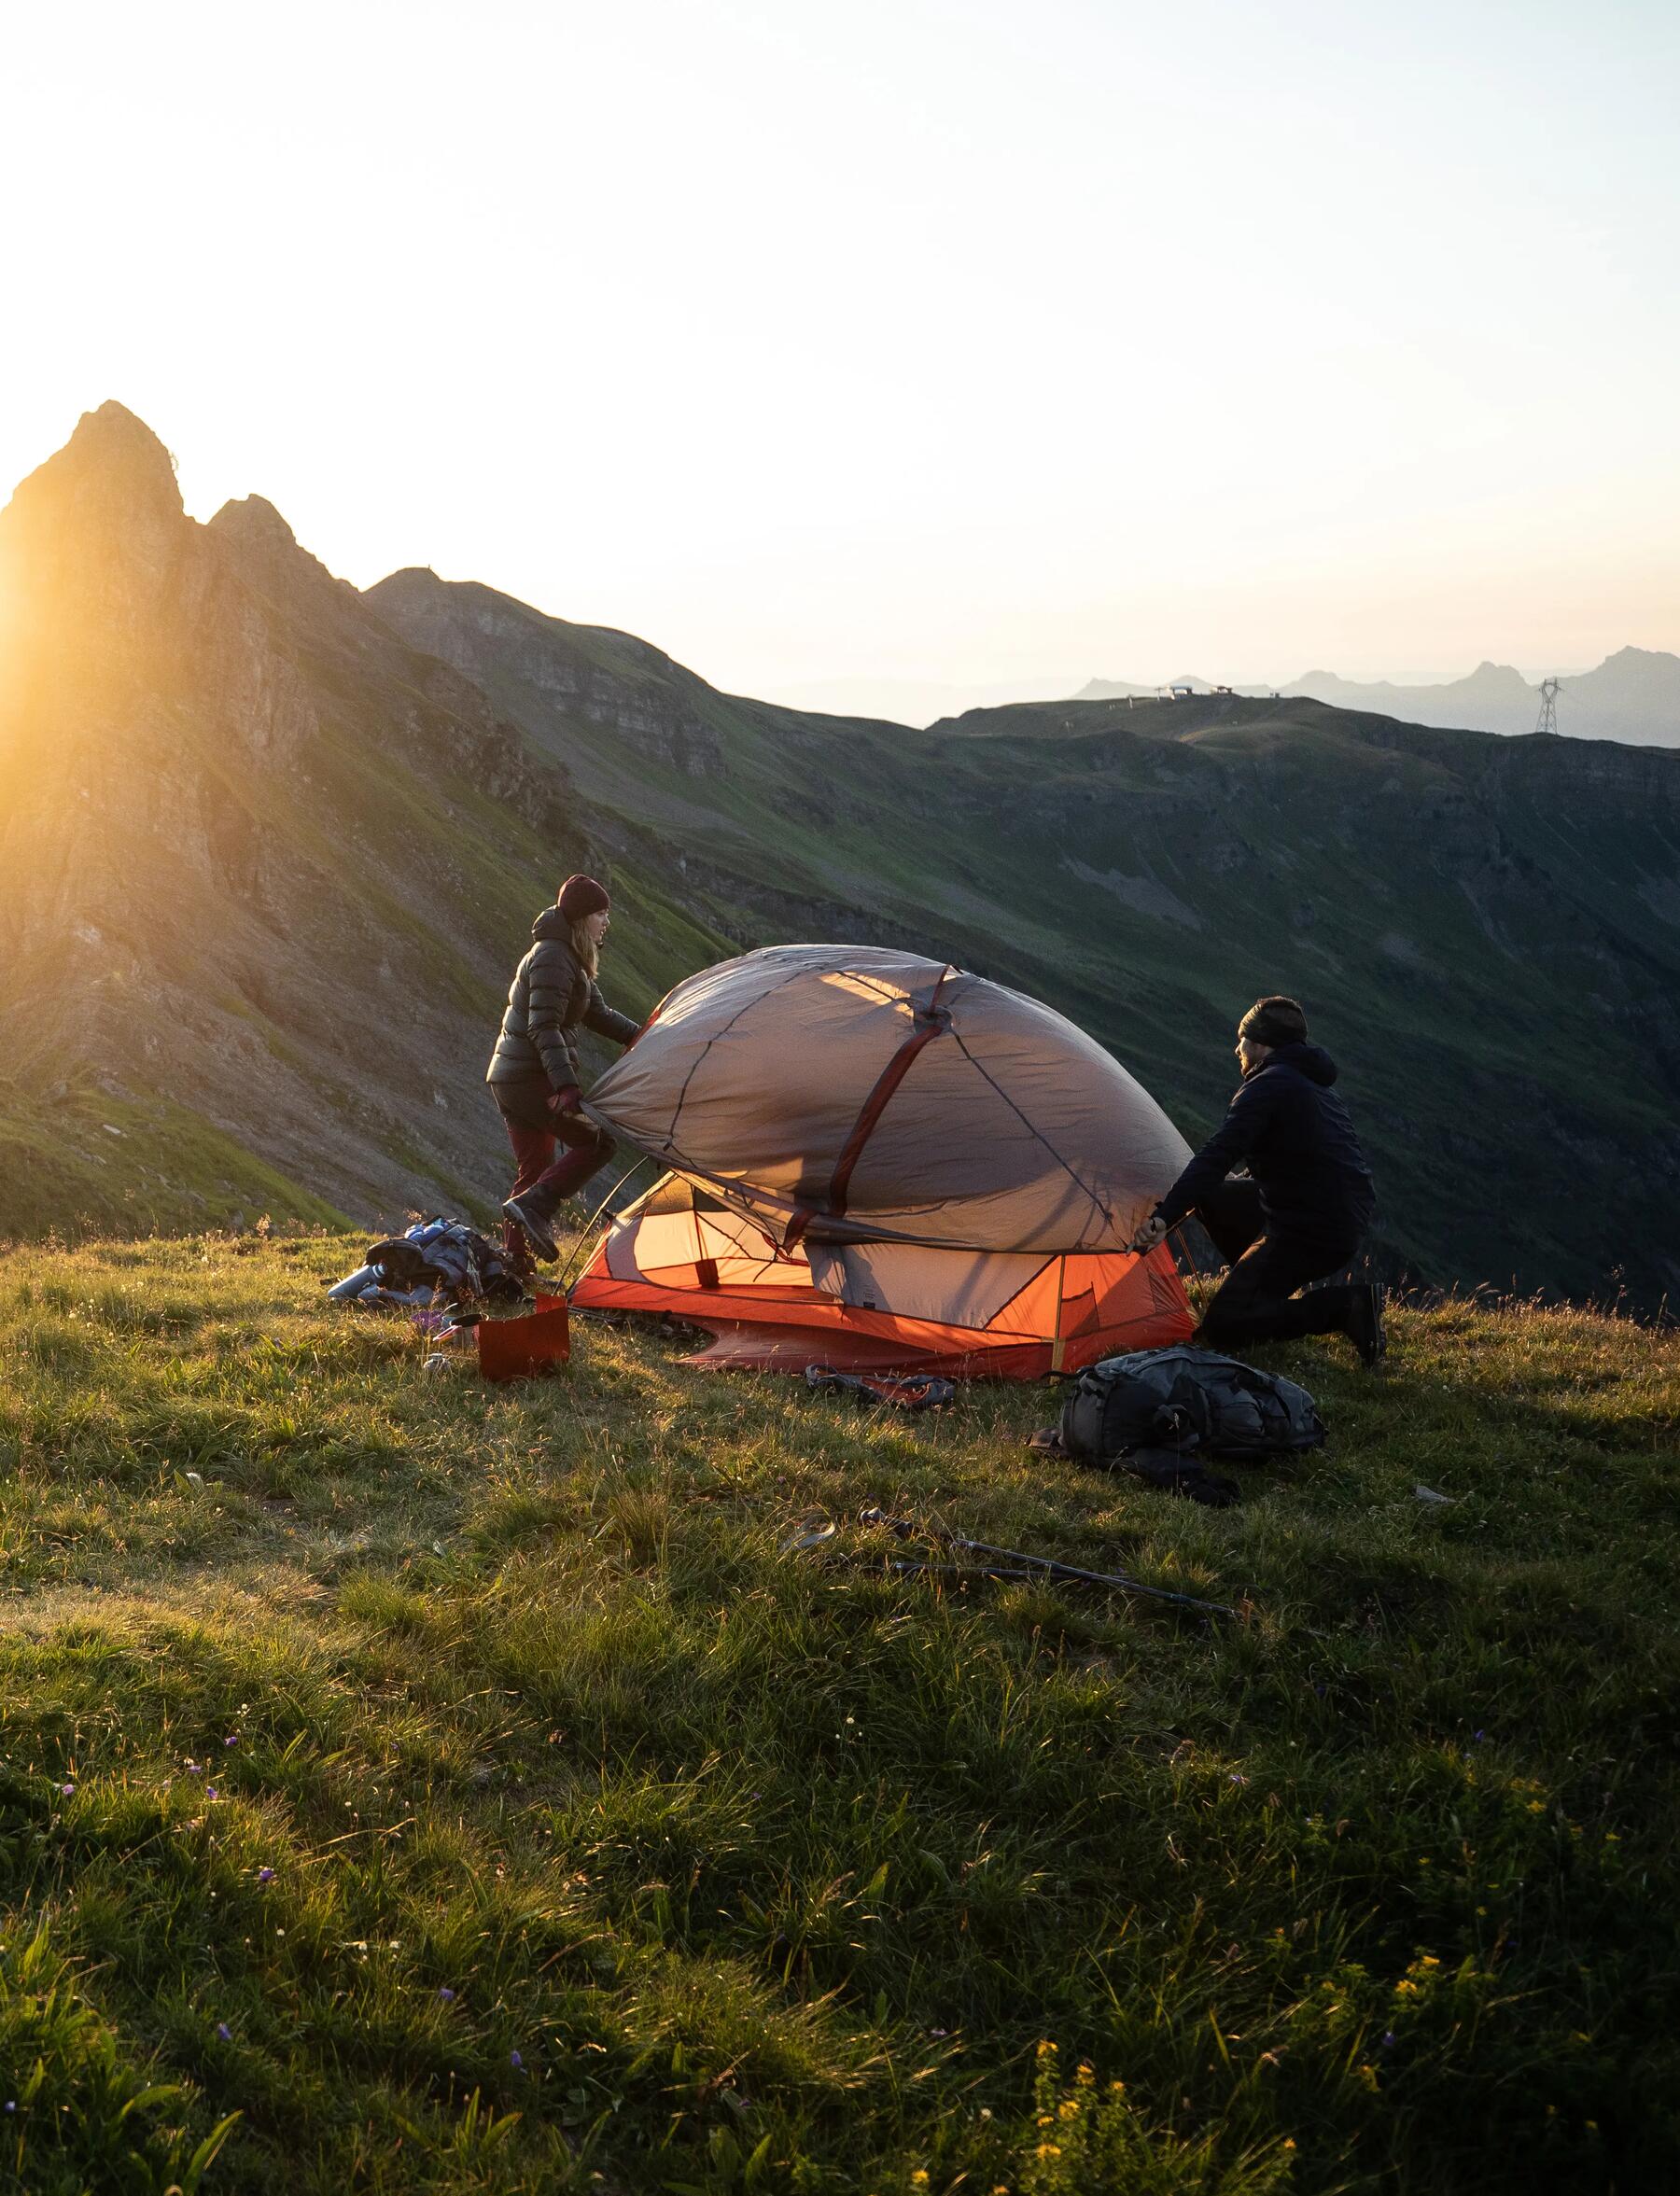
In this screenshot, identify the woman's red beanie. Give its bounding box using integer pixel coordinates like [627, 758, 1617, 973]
[557, 874, 610, 920]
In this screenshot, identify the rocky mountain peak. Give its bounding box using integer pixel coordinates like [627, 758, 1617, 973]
[3, 400, 184, 531]
[209, 494, 297, 550]
[0, 401, 191, 648]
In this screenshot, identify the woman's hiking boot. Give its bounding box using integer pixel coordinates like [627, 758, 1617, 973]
[1346, 1282, 1387, 1366]
[502, 1192, 560, 1264]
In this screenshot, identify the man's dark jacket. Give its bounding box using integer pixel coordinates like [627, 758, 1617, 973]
[487, 906, 639, 1101]
[1155, 1042, 1375, 1243]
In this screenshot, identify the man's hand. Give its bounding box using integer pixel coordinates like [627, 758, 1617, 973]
[1128, 1213, 1169, 1255]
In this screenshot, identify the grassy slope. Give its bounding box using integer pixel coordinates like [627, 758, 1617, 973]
[395, 589, 1679, 1306]
[1, 1238, 1675, 2193]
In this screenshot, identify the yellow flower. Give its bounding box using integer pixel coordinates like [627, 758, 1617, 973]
[911, 2175, 930, 2190]
[1034, 2143, 1062, 2160]
[1037, 2038, 1057, 2057]
[1057, 2098, 1080, 2119]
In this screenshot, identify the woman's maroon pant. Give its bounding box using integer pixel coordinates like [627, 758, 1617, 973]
[499, 1112, 615, 1267]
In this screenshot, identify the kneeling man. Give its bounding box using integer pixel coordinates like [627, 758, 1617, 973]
[1132, 997, 1385, 1364]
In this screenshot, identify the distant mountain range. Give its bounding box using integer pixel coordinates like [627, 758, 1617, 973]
[3, 402, 1679, 1308]
[1077, 651, 1680, 748]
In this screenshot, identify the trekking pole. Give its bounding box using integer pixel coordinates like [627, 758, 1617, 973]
[858, 1506, 1235, 1618]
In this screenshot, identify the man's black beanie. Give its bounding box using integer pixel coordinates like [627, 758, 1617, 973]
[1239, 996, 1309, 1047]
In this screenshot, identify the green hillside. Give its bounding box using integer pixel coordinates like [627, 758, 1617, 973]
[3, 404, 1676, 1309]
[0, 408, 739, 1243]
[0, 1236, 1674, 2191]
[371, 575, 1680, 1310]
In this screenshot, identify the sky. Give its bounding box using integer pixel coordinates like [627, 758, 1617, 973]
[2, 0, 1677, 719]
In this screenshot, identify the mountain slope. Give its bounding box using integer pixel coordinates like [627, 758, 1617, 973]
[371, 572, 1680, 1308]
[0, 404, 731, 1235]
[3, 404, 1677, 1307]
[1079, 650, 1680, 748]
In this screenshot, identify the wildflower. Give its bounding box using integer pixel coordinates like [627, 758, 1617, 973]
[438, 1987, 455, 2002]
[1033, 2144, 1061, 2161]
[1228, 1772, 1249, 1786]
[1057, 2097, 1081, 2119]
[1036, 2038, 1057, 2058]
[256, 1867, 274, 1884]
[217, 2023, 232, 2041]
[206, 1789, 218, 1802]
[929, 2027, 948, 2038]
[185, 1761, 202, 1775]
[510, 2049, 524, 2070]
[1381, 2031, 1395, 2048]
[1473, 1730, 1485, 1741]
[60, 1783, 75, 1797]
[911, 2175, 930, 2190]
[3, 2102, 13, 2113]
[225, 1736, 238, 1747]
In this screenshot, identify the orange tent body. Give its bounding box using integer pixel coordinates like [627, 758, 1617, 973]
[571, 1177, 1194, 1377]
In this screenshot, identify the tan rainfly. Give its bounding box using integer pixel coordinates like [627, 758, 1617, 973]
[575, 944, 1196, 1378]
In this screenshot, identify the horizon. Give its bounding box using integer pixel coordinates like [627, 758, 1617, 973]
[3, 0, 1677, 720]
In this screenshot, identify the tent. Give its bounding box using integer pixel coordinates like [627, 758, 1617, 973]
[571, 944, 1196, 1377]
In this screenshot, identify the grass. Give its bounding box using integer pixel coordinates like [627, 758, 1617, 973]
[0, 1234, 1675, 2192]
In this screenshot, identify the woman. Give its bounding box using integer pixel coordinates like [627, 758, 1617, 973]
[488, 874, 640, 1266]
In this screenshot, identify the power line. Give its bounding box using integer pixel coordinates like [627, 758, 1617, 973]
[1534, 677, 1561, 735]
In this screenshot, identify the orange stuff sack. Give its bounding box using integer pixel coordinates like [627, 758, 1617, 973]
[476, 1295, 570, 1380]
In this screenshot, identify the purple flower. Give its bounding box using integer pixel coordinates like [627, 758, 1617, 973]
[217, 2022, 232, 2042]
[185, 1761, 203, 1776]
[60, 1783, 76, 1797]
[225, 1736, 238, 1748]
[1228, 1772, 1249, 1786]
[256, 1867, 274, 1884]
[510, 2049, 524, 2070]
[206, 1789, 218, 1802]
[1473, 1730, 1486, 1741]
[438, 1987, 455, 2002]
[1381, 2031, 1395, 2049]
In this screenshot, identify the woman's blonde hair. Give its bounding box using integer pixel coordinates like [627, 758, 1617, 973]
[570, 919, 600, 980]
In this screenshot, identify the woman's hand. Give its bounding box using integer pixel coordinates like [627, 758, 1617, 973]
[547, 1084, 582, 1117]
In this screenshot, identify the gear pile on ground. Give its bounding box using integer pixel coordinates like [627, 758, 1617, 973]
[326, 1219, 526, 1309]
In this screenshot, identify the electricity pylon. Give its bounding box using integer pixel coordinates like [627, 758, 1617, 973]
[1534, 677, 1561, 735]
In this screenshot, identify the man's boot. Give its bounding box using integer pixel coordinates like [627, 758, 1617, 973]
[1344, 1283, 1387, 1367]
[502, 1189, 561, 1264]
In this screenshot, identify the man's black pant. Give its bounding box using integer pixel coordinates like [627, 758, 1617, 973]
[1190, 1181, 1365, 1350]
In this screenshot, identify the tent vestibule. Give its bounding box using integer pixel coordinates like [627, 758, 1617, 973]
[571, 1177, 1193, 1375]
